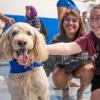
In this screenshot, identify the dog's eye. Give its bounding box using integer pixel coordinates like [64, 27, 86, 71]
[12, 31, 18, 36]
[27, 31, 31, 35]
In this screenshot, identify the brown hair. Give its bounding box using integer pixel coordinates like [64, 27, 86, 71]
[92, 4, 100, 10]
[60, 9, 85, 40]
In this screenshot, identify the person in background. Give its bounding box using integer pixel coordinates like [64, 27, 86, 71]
[57, 0, 80, 23]
[0, 11, 15, 25]
[25, 5, 48, 39]
[0, 11, 15, 36]
[47, 4, 100, 100]
[82, 11, 90, 32]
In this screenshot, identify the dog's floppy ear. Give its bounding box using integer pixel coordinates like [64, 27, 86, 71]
[33, 28, 48, 62]
[0, 29, 13, 60]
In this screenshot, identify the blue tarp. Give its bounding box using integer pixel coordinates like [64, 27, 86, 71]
[5, 15, 59, 44]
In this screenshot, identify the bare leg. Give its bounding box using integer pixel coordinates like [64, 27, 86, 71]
[52, 68, 70, 89]
[52, 68, 71, 99]
[74, 63, 94, 100]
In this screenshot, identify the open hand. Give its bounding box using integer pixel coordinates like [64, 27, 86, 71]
[7, 18, 15, 25]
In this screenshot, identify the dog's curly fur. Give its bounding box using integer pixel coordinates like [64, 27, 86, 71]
[0, 22, 50, 100]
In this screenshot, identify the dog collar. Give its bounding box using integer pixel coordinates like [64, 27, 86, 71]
[9, 59, 43, 73]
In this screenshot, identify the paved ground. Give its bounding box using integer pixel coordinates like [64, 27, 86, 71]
[0, 63, 91, 100]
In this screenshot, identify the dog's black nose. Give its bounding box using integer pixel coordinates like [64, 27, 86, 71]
[17, 40, 27, 47]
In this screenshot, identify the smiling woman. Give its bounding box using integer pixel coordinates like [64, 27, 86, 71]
[45, 9, 93, 100]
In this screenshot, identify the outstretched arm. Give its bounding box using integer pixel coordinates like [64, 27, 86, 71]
[47, 42, 82, 56]
[0, 12, 15, 25]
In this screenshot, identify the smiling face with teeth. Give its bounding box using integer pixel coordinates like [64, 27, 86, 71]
[90, 7, 100, 38]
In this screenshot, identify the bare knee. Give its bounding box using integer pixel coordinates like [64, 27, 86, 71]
[52, 68, 69, 89]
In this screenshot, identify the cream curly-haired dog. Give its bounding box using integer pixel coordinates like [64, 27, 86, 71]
[0, 22, 49, 100]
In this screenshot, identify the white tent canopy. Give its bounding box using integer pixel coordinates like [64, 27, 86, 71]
[0, 0, 99, 18]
